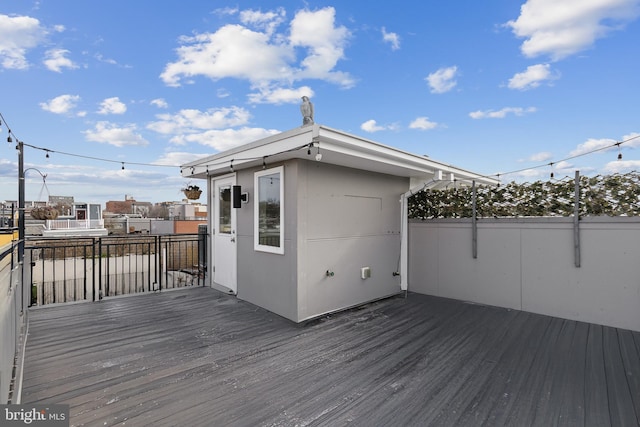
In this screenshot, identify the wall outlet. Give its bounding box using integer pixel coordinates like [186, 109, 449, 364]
[361, 267, 371, 279]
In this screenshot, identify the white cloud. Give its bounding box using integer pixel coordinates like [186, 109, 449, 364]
[247, 86, 314, 104]
[0, 14, 47, 69]
[570, 132, 640, 156]
[239, 8, 286, 35]
[360, 119, 386, 133]
[409, 117, 438, 130]
[528, 151, 553, 162]
[570, 137, 616, 156]
[150, 98, 169, 109]
[624, 132, 640, 147]
[148, 107, 252, 135]
[154, 152, 210, 166]
[382, 27, 400, 50]
[603, 159, 640, 174]
[213, 7, 239, 17]
[147, 106, 279, 151]
[43, 48, 77, 72]
[506, 0, 640, 60]
[508, 63, 558, 90]
[161, 24, 293, 86]
[175, 127, 280, 151]
[509, 159, 575, 182]
[94, 53, 118, 65]
[98, 97, 127, 115]
[161, 7, 353, 91]
[469, 106, 537, 119]
[426, 66, 458, 94]
[553, 160, 573, 170]
[289, 7, 353, 86]
[84, 121, 149, 147]
[40, 94, 81, 115]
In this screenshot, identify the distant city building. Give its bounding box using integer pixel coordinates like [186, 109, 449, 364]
[105, 196, 153, 216]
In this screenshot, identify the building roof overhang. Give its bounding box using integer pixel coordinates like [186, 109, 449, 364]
[181, 124, 498, 188]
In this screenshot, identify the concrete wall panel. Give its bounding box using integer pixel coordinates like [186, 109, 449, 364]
[409, 218, 640, 331]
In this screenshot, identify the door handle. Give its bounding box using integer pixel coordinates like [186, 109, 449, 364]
[230, 237, 236, 243]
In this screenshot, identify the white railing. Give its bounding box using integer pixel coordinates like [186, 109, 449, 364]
[46, 219, 104, 230]
[1, 241, 26, 404]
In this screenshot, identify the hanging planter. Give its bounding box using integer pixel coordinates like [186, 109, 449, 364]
[182, 185, 202, 200]
[31, 206, 59, 220]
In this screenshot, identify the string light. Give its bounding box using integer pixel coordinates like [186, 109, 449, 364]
[230, 159, 234, 172]
[488, 134, 640, 183]
[262, 156, 267, 169]
[1, 111, 638, 184]
[616, 142, 622, 160]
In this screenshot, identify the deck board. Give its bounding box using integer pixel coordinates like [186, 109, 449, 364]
[21, 287, 640, 427]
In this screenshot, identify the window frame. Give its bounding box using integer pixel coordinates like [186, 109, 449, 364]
[254, 166, 285, 254]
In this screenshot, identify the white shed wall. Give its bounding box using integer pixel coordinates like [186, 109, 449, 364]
[409, 218, 640, 331]
[297, 161, 406, 321]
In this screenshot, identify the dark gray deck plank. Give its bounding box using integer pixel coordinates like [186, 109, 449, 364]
[21, 287, 640, 427]
[603, 327, 640, 427]
[619, 329, 640, 423]
[584, 324, 612, 427]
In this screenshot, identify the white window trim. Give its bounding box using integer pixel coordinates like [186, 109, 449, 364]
[254, 166, 284, 254]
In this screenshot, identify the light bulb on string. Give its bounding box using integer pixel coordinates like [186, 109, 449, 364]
[616, 142, 622, 160]
[121, 162, 125, 170]
[262, 156, 267, 170]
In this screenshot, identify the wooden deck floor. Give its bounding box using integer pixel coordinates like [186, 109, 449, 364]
[21, 287, 640, 427]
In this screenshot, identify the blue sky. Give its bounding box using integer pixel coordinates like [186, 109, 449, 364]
[1, 0, 639, 205]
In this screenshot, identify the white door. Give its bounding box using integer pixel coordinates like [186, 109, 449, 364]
[213, 176, 237, 293]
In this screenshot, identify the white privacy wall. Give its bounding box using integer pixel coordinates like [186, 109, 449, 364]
[408, 218, 640, 331]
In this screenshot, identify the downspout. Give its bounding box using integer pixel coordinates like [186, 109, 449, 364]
[400, 192, 409, 291]
[399, 175, 442, 292]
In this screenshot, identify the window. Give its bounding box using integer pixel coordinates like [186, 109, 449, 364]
[218, 185, 232, 234]
[254, 166, 284, 254]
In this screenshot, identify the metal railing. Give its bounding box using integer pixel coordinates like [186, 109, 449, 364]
[46, 219, 105, 230]
[27, 233, 207, 306]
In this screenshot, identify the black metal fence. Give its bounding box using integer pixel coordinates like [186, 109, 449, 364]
[26, 233, 207, 306]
